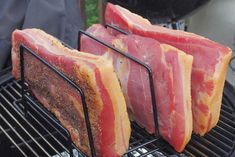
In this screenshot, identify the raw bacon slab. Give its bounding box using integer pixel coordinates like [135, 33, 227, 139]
[12, 29, 131, 157]
[81, 24, 193, 152]
[105, 3, 232, 136]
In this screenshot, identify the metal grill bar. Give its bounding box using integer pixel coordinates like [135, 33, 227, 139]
[0, 96, 51, 157]
[204, 134, 231, 151]
[125, 139, 159, 154]
[221, 104, 234, 114]
[220, 115, 235, 128]
[0, 104, 40, 156]
[10, 131, 56, 148]
[2, 84, 67, 156]
[192, 134, 224, 157]
[209, 129, 234, 146]
[183, 149, 194, 157]
[186, 144, 207, 157]
[215, 125, 234, 139]
[0, 123, 27, 156]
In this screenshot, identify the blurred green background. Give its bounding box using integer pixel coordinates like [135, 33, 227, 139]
[85, 0, 99, 27]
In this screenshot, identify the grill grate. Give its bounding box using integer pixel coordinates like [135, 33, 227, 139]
[0, 72, 235, 157]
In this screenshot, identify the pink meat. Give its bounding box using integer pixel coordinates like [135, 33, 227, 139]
[11, 28, 131, 157]
[81, 24, 193, 152]
[105, 3, 232, 136]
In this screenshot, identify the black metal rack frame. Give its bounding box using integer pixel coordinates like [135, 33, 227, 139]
[0, 25, 235, 157]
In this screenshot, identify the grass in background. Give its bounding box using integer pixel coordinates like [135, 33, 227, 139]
[85, 0, 99, 27]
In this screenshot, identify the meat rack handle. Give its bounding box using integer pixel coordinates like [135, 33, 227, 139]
[19, 44, 96, 157]
[78, 29, 160, 137]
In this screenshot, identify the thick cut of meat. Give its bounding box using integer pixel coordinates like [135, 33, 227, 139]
[12, 28, 131, 157]
[105, 3, 232, 136]
[81, 24, 193, 152]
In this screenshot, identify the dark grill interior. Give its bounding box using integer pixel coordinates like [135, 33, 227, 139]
[0, 71, 235, 157]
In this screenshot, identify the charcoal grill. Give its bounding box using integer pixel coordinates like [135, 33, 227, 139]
[0, 26, 235, 157]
